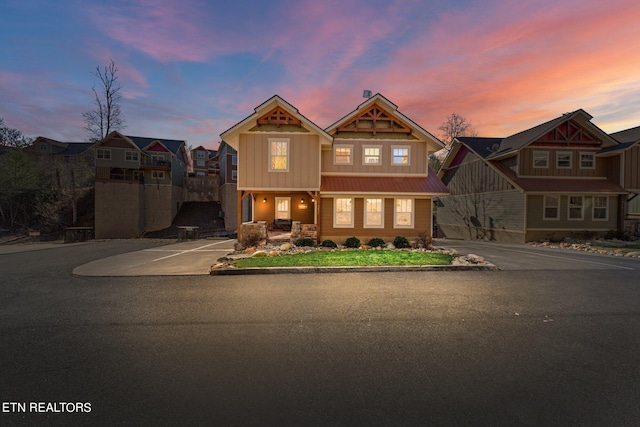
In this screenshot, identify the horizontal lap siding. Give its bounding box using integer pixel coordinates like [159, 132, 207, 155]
[320, 197, 432, 244]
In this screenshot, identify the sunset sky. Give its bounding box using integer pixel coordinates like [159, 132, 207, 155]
[2, 0, 640, 149]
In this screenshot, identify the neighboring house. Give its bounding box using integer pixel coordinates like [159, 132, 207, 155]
[91, 132, 188, 238]
[215, 139, 245, 233]
[190, 145, 217, 176]
[608, 126, 640, 234]
[221, 94, 448, 243]
[28, 136, 94, 164]
[437, 109, 628, 243]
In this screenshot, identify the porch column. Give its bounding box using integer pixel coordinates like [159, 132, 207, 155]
[237, 190, 243, 241]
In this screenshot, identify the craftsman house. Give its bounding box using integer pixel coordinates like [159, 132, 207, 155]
[28, 136, 94, 164]
[91, 132, 188, 238]
[220, 94, 448, 243]
[190, 145, 217, 176]
[608, 125, 640, 234]
[437, 109, 629, 243]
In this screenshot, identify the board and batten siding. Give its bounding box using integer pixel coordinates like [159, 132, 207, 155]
[319, 197, 432, 243]
[442, 154, 513, 195]
[322, 139, 427, 175]
[239, 133, 320, 190]
[526, 195, 618, 230]
[519, 148, 606, 177]
[624, 145, 640, 190]
[436, 189, 525, 242]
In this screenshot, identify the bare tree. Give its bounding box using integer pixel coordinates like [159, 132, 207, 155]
[438, 113, 477, 151]
[82, 58, 125, 142]
[0, 117, 32, 148]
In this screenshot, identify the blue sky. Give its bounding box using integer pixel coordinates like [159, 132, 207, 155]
[2, 0, 640, 149]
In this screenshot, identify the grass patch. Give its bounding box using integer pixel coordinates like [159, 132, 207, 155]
[232, 250, 453, 268]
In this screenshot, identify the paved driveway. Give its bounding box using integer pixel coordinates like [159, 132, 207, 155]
[435, 238, 640, 271]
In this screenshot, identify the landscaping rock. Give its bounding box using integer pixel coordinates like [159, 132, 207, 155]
[280, 243, 292, 251]
[467, 254, 485, 264]
[252, 250, 268, 257]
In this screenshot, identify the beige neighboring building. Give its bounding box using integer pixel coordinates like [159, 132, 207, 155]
[91, 132, 188, 238]
[437, 110, 629, 243]
[221, 94, 448, 244]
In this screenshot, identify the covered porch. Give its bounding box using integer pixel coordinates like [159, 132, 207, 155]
[238, 190, 320, 243]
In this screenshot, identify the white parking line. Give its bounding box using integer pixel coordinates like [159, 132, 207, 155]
[150, 241, 233, 262]
[507, 248, 636, 270]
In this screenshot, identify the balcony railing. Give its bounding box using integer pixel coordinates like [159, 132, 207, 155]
[140, 159, 171, 170]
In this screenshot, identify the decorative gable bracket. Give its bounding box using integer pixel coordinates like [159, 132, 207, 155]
[337, 105, 412, 135]
[257, 106, 302, 127]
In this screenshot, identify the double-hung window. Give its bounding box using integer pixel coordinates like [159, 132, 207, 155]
[394, 198, 413, 227]
[392, 146, 410, 165]
[568, 196, 584, 220]
[364, 198, 383, 228]
[97, 149, 111, 160]
[556, 152, 572, 169]
[269, 139, 289, 171]
[363, 146, 381, 165]
[543, 195, 559, 220]
[334, 198, 354, 227]
[580, 152, 595, 169]
[593, 196, 608, 220]
[125, 151, 139, 161]
[334, 145, 353, 165]
[533, 151, 549, 168]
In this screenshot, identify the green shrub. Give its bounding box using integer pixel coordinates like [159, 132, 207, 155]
[240, 229, 263, 247]
[345, 236, 361, 248]
[367, 237, 385, 247]
[321, 239, 337, 248]
[294, 237, 316, 247]
[393, 236, 410, 249]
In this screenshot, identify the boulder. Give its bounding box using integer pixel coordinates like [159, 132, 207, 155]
[280, 243, 292, 251]
[252, 250, 268, 257]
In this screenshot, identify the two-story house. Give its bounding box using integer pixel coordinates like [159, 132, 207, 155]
[607, 125, 640, 234]
[28, 136, 94, 164]
[190, 145, 217, 176]
[221, 94, 448, 243]
[91, 132, 188, 238]
[437, 109, 628, 243]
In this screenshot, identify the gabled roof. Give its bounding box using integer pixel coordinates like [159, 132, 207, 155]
[220, 95, 333, 149]
[63, 142, 93, 156]
[487, 109, 618, 159]
[601, 125, 640, 153]
[127, 136, 185, 155]
[325, 93, 443, 150]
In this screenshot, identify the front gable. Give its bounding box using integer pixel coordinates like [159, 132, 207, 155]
[335, 104, 412, 136]
[533, 120, 603, 148]
[146, 141, 170, 153]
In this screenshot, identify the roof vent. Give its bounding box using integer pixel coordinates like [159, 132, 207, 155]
[362, 90, 372, 99]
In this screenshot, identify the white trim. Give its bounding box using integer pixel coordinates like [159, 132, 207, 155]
[275, 197, 291, 219]
[568, 195, 584, 220]
[532, 151, 549, 169]
[364, 198, 384, 228]
[362, 145, 382, 165]
[321, 172, 427, 177]
[391, 145, 411, 166]
[238, 186, 321, 191]
[592, 195, 609, 221]
[518, 175, 606, 180]
[556, 151, 572, 169]
[394, 198, 414, 228]
[543, 195, 560, 220]
[333, 197, 354, 228]
[96, 148, 111, 160]
[268, 138, 290, 172]
[125, 150, 139, 161]
[333, 144, 354, 165]
[579, 152, 596, 169]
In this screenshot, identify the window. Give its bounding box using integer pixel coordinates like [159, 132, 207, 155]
[196, 171, 205, 177]
[334, 145, 353, 165]
[556, 152, 572, 169]
[593, 196, 608, 220]
[392, 146, 410, 165]
[196, 151, 206, 159]
[275, 197, 290, 220]
[544, 195, 559, 220]
[97, 149, 111, 160]
[364, 198, 383, 228]
[231, 170, 238, 181]
[394, 198, 413, 227]
[568, 196, 584, 220]
[363, 146, 382, 165]
[152, 154, 165, 162]
[334, 198, 354, 227]
[196, 160, 205, 167]
[269, 139, 289, 171]
[125, 151, 139, 161]
[38, 143, 48, 151]
[151, 171, 165, 179]
[580, 152, 595, 169]
[533, 151, 549, 168]
[232, 155, 238, 166]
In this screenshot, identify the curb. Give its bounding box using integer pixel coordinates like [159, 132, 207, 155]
[210, 263, 499, 275]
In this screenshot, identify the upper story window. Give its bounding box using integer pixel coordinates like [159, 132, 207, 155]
[152, 154, 165, 162]
[334, 145, 353, 165]
[269, 138, 289, 172]
[533, 151, 549, 168]
[196, 151, 206, 159]
[97, 149, 111, 160]
[38, 143, 48, 151]
[556, 151, 572, 169]
[568, 196, 584, 220]
[543, 195, 559, 220]
[231, 170, 238, 181]
[125, 151, 139, 161]
[363, 146, 382, 165]
[580, 152, 595, 169]
[392, 146, 410, 166]
[232, 155, 238, 166]
[196, 160, 205, 167]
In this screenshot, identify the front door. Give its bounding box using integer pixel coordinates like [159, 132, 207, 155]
[275, 197, 290, 219]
